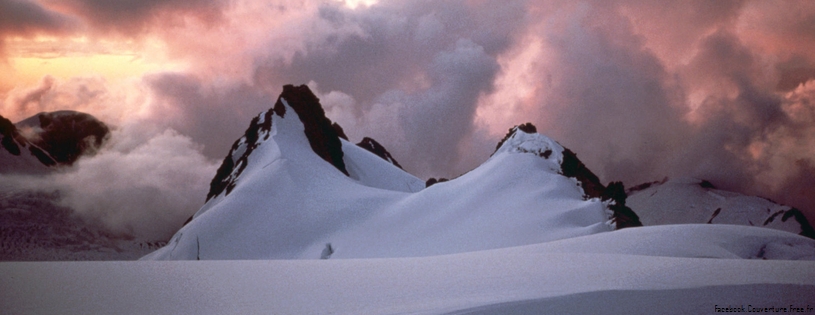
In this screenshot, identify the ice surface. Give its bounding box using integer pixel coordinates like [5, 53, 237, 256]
[4, 224, 815, 314]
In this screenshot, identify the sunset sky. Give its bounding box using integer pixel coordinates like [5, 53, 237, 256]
[2, 0, 815, 239]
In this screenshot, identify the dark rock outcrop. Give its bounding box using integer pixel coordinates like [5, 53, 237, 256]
[494, 122, 537, 153]
[275, 85, 348, 176]
[207, 109, 275, 201]
[332, 123, 348, 140]
[0, 115, 22, 156]
[782, 208, 815, 239]
[425, 177, 449, 187]
[357, 137, 403, 169]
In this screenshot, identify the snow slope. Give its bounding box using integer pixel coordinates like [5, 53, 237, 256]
[143, 92, 613, 260]
[628, 177, 815, 238]
[4, 225, 815, 314]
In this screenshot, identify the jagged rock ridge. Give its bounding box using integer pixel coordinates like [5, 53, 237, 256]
[356, 137, 403, 169]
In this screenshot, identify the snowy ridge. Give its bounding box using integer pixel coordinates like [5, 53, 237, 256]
[143, 86, 621, 260]
[628, 177, 815, 238]
[342, 139, 425, 192]
[492, 124, 564, 173]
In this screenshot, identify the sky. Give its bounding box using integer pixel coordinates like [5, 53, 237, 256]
[1, 0, 815, 240]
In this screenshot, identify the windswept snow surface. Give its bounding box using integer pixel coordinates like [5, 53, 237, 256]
[4, 225, 815, 314]
[142, 100, 611, 260]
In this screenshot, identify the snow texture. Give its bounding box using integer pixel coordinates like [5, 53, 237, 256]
[4, 224, 815, 314]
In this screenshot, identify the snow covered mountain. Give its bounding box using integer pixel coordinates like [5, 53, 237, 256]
[628, 177, 815, 239]
[5, 85, 815, 314]
[143, 85, 815, 263]
[0, 111, 146, 260]
[144, 84, 640, 260]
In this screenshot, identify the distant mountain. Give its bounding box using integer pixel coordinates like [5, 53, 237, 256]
[627, 177, 815, 239]
[0, 111, 136, 261]
[15, 110, 110, 166]
[144, 84, 639, 260]
[0, 111, 109, 174]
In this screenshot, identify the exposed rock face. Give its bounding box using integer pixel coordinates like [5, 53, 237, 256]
[276, 85, 348, 176]
[357, 137, 403, 169]
[425, 177, 449, 187]
[206, 84, 349, 201]
[0, 115, 23, 156]
[207, 109, 275, 201]
[782, 209, 815, 239]
[16, 111, 110, 165]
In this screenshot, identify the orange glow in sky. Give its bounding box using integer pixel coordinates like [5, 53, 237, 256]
[2, 36, 185, 90]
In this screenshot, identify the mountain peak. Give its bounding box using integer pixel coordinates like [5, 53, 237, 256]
[16, 110, 110, 166]
[492, 122, 641, 228]
[207, 84, 349, 201]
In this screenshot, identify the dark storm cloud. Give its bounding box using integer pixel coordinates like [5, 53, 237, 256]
[668, 30, 789, 192]
[0, 0, 76, 57]
[254, 0, 526, 177]
[504, 2, 688, 186]
[51, 0, 228, 35]
[0, 0, 75, 34]
[145, 73, 275, 159]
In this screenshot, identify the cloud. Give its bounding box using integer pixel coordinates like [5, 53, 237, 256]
[1, 76, 133, 124]
[47, 0, 228, 35]
[1, 125, 218, 241]
[252, 0, 525, 177]
[0, 0, 77, 60]
[0, 0, 76, 35]
[5, 0, 815, 231]
[143, 73, 275, 159]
